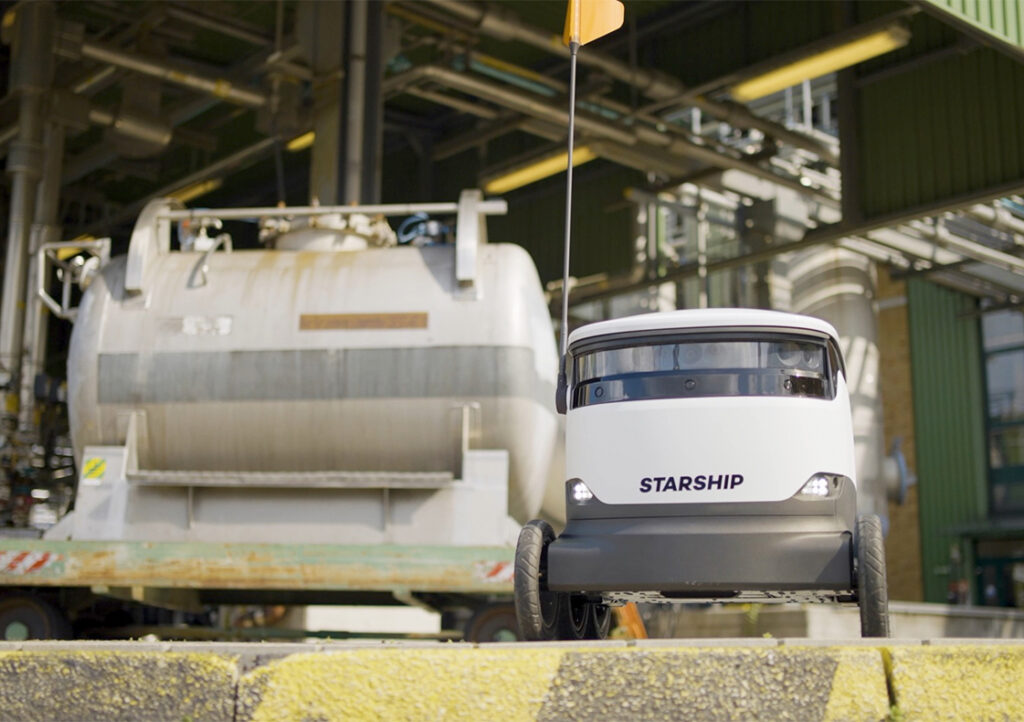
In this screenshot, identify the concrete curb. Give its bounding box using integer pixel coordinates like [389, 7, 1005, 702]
[0, 640, 1022, 721]
[0, 649, 238, 722]
[887, 644, 1024, 720]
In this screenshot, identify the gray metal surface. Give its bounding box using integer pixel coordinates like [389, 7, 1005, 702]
[550, 477, 857, 594]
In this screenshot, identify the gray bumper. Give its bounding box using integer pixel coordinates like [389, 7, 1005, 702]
[547, 478, 856, 594]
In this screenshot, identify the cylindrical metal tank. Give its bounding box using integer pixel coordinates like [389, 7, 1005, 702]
[788, 247, 889, 529]
[67, 209, 559, 523]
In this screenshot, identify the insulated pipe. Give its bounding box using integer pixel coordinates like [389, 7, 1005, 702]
[344, 0, 368, 204]
[910, 219, 1024, 274]
[963, 203, 1024, 237]
[421, 0, 838, 163]
[18, 122, 65, 433]
[1, 2, 53, 408]
[86, 106, 173, 150]
[75, 40, 267, 108]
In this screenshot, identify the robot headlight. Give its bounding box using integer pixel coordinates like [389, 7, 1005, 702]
[570, 480, 595, 504]
[795, 473, 839, 500]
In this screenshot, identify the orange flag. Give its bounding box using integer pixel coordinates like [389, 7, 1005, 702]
[563, 0, 624, 47]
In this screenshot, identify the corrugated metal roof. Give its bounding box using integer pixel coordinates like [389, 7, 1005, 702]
[918, 0, 1024, 52]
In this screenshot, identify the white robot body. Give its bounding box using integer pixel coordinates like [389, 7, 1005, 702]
[566, 309, 856, 506]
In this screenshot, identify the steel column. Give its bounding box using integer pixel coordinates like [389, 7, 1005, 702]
[1, 2, 54, 424]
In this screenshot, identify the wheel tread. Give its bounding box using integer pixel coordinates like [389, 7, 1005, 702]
[857, 514, 890, 638]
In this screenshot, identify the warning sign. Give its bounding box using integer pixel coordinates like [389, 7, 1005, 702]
[82, 457, 107, 481]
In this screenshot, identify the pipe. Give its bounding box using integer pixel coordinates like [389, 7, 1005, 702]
[79, 136, 280, 237]
[87, 106, 173, 150]
[405, 87, 500, 120]
[163, 5, 272, 47]
[391, 65, 637, 145]
[963, 203, 1024, 237]
[344, 0, 368, 204]
[1, 2, 53, 410]
[62, 40, 276, 185]
[910, 219, 1024, 274]
[422, 0, 837, 163]
[74, 39, 267, 108]
[18, 122, 65, 433]
[160, 199, 508, 222]
[391, 65, 820, 197]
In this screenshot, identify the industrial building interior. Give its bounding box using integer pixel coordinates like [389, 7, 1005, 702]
[1, 0, 1024, 640]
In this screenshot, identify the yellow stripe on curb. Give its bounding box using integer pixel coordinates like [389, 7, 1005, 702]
[3, 642, 1024, 721]
[887, 645, 1024, 721]
[237, 648, 567, 722]
[823, 647, 890, 722]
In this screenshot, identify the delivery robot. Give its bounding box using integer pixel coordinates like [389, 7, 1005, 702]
[514, 308, 890, 639]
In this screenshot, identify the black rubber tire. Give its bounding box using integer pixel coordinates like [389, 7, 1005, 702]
[590, 603, 613, 640]
[0, 593, 71, 640]
[514, 520, 561, 641]
[464, 604, 520, 643]
[559, 594, 591, 640]
[558, 596, 613, 640]
[856, 514, 890, 638]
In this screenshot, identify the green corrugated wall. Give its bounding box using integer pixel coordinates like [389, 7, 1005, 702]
[919, 0, 1024, 49]
[852, 8, 1024, 220]
[907, 279, 989, 602]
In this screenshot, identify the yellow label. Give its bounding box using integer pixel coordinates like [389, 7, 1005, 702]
[82, 457, 107, 480]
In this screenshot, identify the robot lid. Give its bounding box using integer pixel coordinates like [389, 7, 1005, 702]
[567, 308, 841, 348]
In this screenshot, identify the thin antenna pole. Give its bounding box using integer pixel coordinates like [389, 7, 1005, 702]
[559, 41, 580, 360]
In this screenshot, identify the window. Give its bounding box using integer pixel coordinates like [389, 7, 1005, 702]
[570, 333, 834, 409]
[983, 310, 1024, 516]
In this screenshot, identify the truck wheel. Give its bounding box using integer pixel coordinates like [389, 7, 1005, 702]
[465, 604, 520, 643]
[856, 514, 890, 638]
[0, 594, 71, 640]
[514, 520, 561, 640]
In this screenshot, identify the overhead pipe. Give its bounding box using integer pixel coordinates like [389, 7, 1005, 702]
[63, 44, 273, 185]
[344, 0, 368, 204]
[420, 0, 838, 164]
[910, 219, 1024, 275]
[86, 105, 173, 152]
[18, 121, 65, 434]
[386, 65, 636, 145]
[1, 1, 54, 412]
[388, 65, 818, 196]
[963, 202, 1024, 238]
[55, 32, 267, 108]
[78, 136, 280, 238]
[405, 87, 500, 120]
[163, 5, 272, 47]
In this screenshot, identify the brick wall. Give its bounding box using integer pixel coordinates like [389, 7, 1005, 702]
[876, 269, 924, 601]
